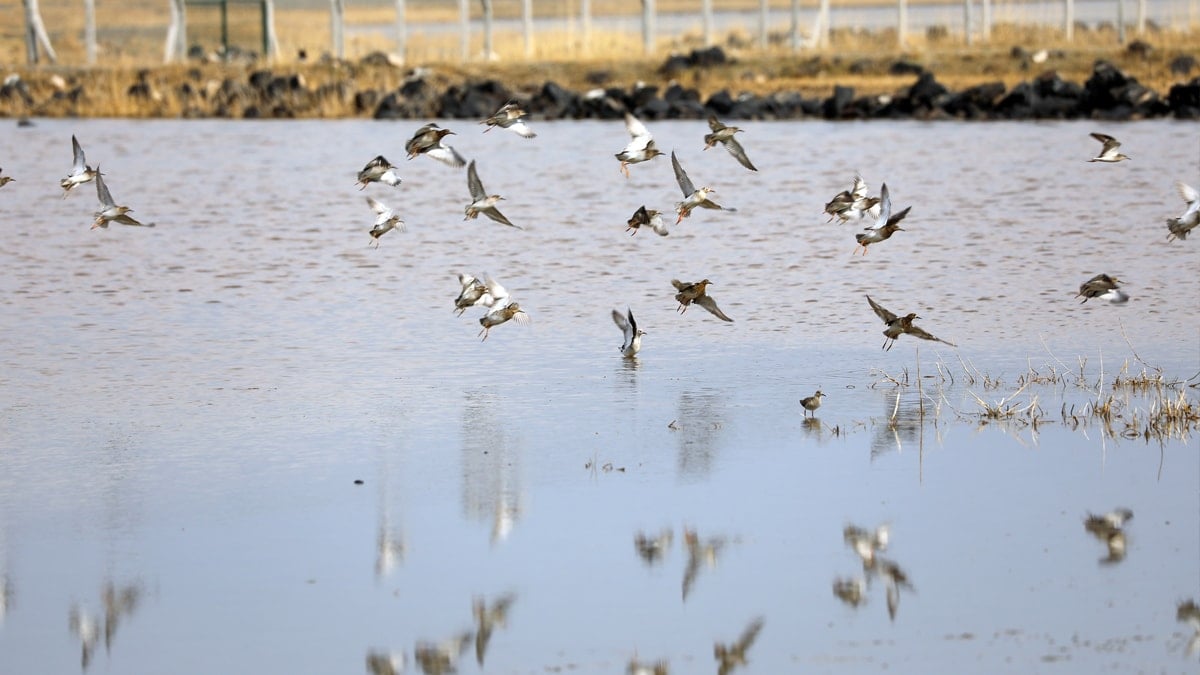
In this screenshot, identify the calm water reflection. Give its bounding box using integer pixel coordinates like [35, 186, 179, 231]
[0, 118, 1197, 673]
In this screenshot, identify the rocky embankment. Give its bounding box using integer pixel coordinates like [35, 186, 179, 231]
[2, 46, 1198, 121]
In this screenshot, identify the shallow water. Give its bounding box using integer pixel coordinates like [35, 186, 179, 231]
[0, 118, 1197, 673]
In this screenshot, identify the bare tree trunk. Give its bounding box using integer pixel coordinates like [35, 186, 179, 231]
[264, 0, 280, 60]
[22, 0, 57, 64]
[395, 0, 407, 62]
[522, 0, 533, 57]
[330, 0, 345, 59]
[85, 0, 97, 64]
[702, 0, 714, 46]
[459, 0, 470, 60]
[641, 0, 655, 55]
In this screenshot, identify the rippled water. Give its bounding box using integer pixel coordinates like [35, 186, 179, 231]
[0, 118, 1197, 673]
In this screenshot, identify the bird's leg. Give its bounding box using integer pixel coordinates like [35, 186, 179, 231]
[620, 162, 630, 178]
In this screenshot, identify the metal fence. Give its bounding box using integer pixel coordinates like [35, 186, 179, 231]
[2, 0, 1198, 66]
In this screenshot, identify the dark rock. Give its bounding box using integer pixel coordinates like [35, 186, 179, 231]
[995, 81, 1035, 118]
[907, 71, 948, 110]
[689, 45, 728, 67]
[1168, 77, 1200, 118]
[584, 70, 611, 86]
[1081, 60, 1131, 113]
[354, 89, 380, 114]
[248, 69, 273, 92]
[822, 85, 856, 119]
[659, 53, 691, 77]
[848, 59, 873, 75]
[578, 90, 623, 119]
[662, 83, 699, 105]
[943, 80, 1006, 118]
[889, 60, 924, 76]
[634, 96, 671, 119]
[1169, 55, 1196, 76]
[1126, 39, 1153, 58]
[629, 84, 660, 110]
[705, 89, 734, 115]
[533, 80, 578, 119]
[359, 51, 395, 67]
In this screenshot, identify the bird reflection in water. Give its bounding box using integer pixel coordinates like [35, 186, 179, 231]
[375, 525, 406, 579]
[634, 528, 674, 566]
[473, 592, 516, 666]
[69, 605, 101, 670]
[415, 631, 473, 675]
[1084, 508, 1133, 565]
[626, 656, 670, 674]
[0, 575, 11, 625]
[674, 392, 727, 480]
[832, 576, 868, 608]
[68, 581, 142, 670]
[714, 616, 764, 675]
[683, 527, 727, 601]
[1178, 599, 1200, 658]
[461, 390, 524, 545]
[837, 523, 913, 620]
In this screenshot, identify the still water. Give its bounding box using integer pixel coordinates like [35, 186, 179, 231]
[0, 118, 1197, 673]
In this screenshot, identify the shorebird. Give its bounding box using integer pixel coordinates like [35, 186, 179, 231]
[877, 557, 914, 621]
[672, 151, 731, 223]
[833, 576, 868, 607]
[473, 593, 516, 666]
[672, 278, 734, 322]
[1167, 181, 1199, 242]
[615, 112, 664, 177]
[626, 657, 670, 675]
[714, 617, 764, 675]
[0, 167, 13, 188]
[365, 651, 406, 675]
[465, 160, 519, 229]
[92, 170, 151, 229]
[1088, 132, 1130, 162]
[612, 307, 646, 358]
[482, 102, 536, 138]
[1084, 508, 1133, 564]
[1178, 599, 1200, 658]
[844, 523, 890, 566]
[854, 184, 911, 255]
[634, 529, 674, 565]
[477, 277, 528, 340]
[454, 273, 493, 315]
[414, 632, 472, 675]
[866, 295, 956, 351]
[356, 155, 402, 189]
[61, 134, 100, 197]
[626, 205, 668, 236]
[1075, 273, 1129, 304]
[825, 174, 880, 223]
[366, 196, 404, 246]
[68, 605, 101, 669]
[405, 122, 466, 167]
[703, 116, 758, 171]
[800, 390, 825, 418]
[682, 527, 726, 601]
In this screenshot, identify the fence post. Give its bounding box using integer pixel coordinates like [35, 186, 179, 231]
[580, 0, 591, 54]
[963, 0, 973, 45]
[1135, 0, 1145, 34]
[395, 0, 407, 62]
[702, 0, 714, 46]
[641, 0, 655, 55]
[522, 0, 533, 57]
[459, 0, 469, 60]
[819, 0, 830, 47]
[481, 0, 494, 59]
[981, 0, 990, 39]
[897, 0, 907, 47]
[330, 0, 344, 59]
[85, 0, 97, 64]
[1115, 0, 1125, 43]
[264, 0, 279, 60]
[758, 0, 768, 49]
[1064, 0, 1074, 40]
[789, 0, 801, 51]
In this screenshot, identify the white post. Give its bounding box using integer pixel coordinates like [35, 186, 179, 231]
[897, 0, 907, 47]
[758, 0, 768, 49]
[85, 0, 97, 64]
[642, 0, 655, 55]
[580, 0, 591, 54]
[1135, 0, 1145, 34]
[703, 0, 714, 46]
[395, 0, 407, 62]
[963, 0, 973, 45]
[481, 0, 494, 59]
[981, 0, 990, 39]
[264, 0, 280, 60]
[459, 0, 470, 60]
[1116, 0, 1125, 43]
[818, 0, 830, 46]
[522, 0, 533, 57]
[330, 0, 344, 59]
[790, 0, 801, 51]
[1064, 0, 1074, 40]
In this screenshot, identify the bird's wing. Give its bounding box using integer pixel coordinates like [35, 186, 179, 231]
[866, 295, 898, 324]
[671, 152, 696, 196]
[484, 207, 519, 229]
[670, 279, 688, 292]
[95, 171, 115, 207]
[907, 324, 955, 346]
[723, 136, 758, 171]
[484, 276, 509, 306]
[507, 120, 536, 138]
[71, 135, 87, 172]
[625, 112, 651, 140]
[428, 144, 466, 168]
[612, 308, 632, 336]
[851, 173, 868, 200]
[707, 115, 725, 132]
[114, 214, 150, 227]
[366, 196, 389, 215]
[867, 183, 892, 230]
[886, 205, 912, 228]
[1090, 132, 1117, 145]
[1176, 181, 1199, 205]
[466, 160, 486, 200]
[735, 617, 765, 652]
[695, 295, 734, 322]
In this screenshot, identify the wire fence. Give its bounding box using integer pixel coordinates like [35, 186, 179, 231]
[2, 0, 1198, 66]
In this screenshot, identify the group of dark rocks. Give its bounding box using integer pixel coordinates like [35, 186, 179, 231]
[3, 43, 1199, 121]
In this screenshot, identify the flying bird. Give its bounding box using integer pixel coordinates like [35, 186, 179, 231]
[825, 173, 880, 223]
[356, 155, 402, 189]
[1167, 181, 1199, 242]
[672, 278, 734, 322]
[61, 134, 100, 197]
[626, 205, 668, 236]
[1088, 132, 1130, 163]
[405, 123, 466, 167]
[454, 273, 493, 315]
[615, 113, 664, 177]
[672, 151, 731, 224]
[1075, 273, 1129, 304]
[703, 116, 757, 171]
[612, 307, 646, 358]
[714, 617, 764, 675]
[0, 167, 13, 188]
[465, 160, 519, 229]
[854, 184, 910, 255]
[865, 295, 956, 351]
[482, 102, 536, 138]
[92, 170, 151, 229]
[366, 196, 404, 246]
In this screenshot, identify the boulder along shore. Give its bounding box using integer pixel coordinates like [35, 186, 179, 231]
[2, 43, 1198, 121]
